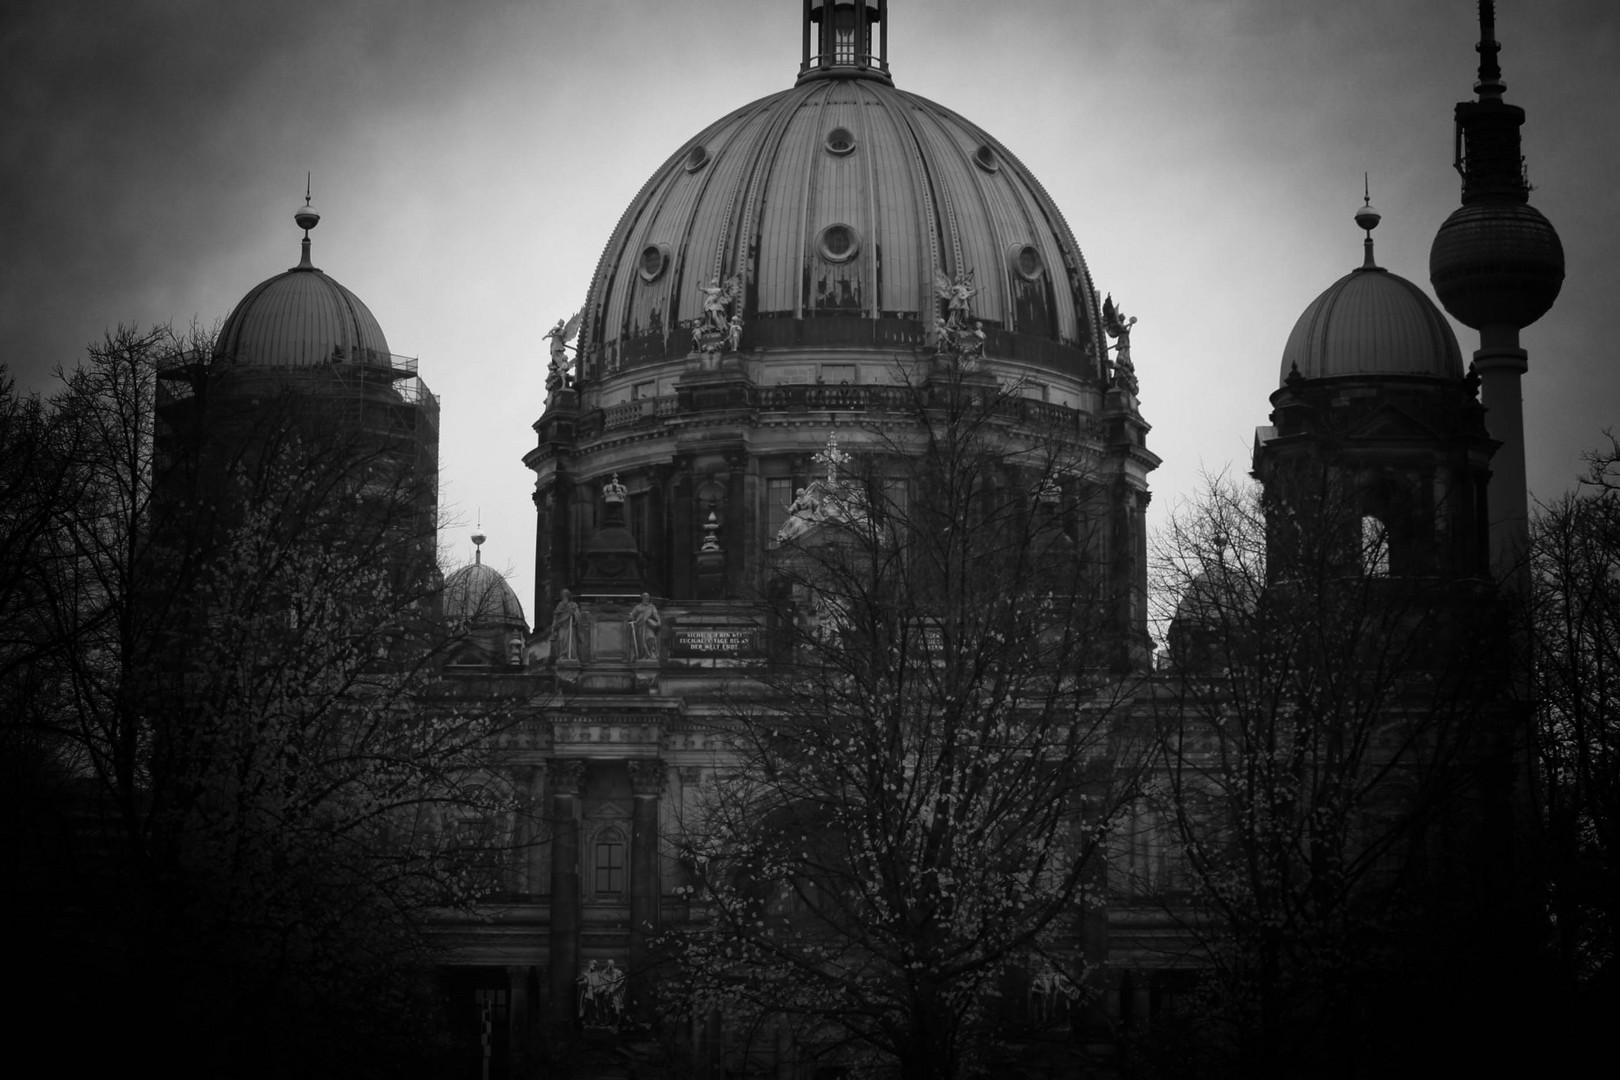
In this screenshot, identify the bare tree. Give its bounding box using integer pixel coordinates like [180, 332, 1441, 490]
[7, 327, 526, 1078]
[1140, 472, 1504, 1078]
[1533, 436, 1620, 994]
[661, 365, 1147, 1080]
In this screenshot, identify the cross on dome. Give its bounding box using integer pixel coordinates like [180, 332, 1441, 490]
[813, 430, 849, 484]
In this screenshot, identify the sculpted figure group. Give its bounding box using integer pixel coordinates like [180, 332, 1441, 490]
[549, 588, 664, 664]
[692, 274, 745, 353]
[932, 269, 985, 361]
[576, 959, 626, 1025]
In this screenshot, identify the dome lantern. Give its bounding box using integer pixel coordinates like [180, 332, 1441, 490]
[800, 0, 890, 85]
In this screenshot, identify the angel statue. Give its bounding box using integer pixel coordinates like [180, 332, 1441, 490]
[545, 310, 583, 389]
[1102, 293, 1139, 394]
[934, 268, 978, 332]
[698, 274, 744, 334]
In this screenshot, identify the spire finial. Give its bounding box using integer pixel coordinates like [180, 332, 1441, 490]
[1354, 174, 1382, 269]
[1475, 1, 1506, 101]
[293, 175, 321, 271]
[471, 523, 486, 565]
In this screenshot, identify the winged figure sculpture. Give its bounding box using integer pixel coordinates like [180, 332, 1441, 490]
[546, 310, 583, 368]
[934, 268, 977, 329]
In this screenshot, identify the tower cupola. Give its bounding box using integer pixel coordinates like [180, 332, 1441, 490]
[798, 0, 890, 84]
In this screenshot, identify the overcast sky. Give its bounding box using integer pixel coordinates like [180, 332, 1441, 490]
[4, 0, 1614, 621]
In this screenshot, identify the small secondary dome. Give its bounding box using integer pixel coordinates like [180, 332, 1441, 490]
[214, 206, 392, 367]
[444, 562, 527, 631]
[1279, 209, 1462, 384]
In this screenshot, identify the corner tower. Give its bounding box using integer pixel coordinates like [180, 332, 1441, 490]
[1253, 202, 1496, 585]
[156, 198, 440, 600]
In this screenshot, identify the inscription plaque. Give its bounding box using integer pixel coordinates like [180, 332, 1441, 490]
[672, 627, 758, 658]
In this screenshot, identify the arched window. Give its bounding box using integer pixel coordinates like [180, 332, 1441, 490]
[1360, 515, 1390, 577]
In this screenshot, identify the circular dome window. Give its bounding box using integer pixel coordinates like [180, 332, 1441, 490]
[973, 145, 999, 172]
[638, 244, 669, 282]
[1013, 244, 1043, 280]
[825, 127, 856, 156]
[818, 223, 859, 263]
[685, 145, 709, 172]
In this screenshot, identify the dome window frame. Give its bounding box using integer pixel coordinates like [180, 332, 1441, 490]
[684, 144, 710, 172]
[1010, 243, 1044, 281]
[973, 144, 1000, 173]
[638, 243, 671, 283]
[825, 127, 857, 156]
[817, 223, 861, 264]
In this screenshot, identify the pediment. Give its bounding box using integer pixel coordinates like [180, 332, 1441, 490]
[1339, 403, 1439, 443]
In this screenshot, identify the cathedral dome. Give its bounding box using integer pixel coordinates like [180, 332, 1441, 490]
[214, 205, 392, 368]
[578, 64, 1104, 382]
[444, 561, 527, 631]
[1279, 237, 1462, 385]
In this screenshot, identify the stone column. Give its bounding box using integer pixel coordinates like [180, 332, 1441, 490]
[724, 450, 749, 598]
[647, 464, 670, 596]
[547, 758, 586, 1024]
[508, 765, 540, 896]
[672, 461, 694, 599]
[627, 758, 666, 1019]
[506, 964, 532, 1078]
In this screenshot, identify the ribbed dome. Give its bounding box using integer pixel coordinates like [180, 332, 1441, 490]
[1279, 265, 1463, 384]
[214, 258, 392, 368]
[444, 563, 527, 631]
[580, 76, 1103, 381]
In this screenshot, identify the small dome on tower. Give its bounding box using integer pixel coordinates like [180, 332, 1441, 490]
[1279, 209, 1462, 384]
[444, 562, 528, 632]
[213, 204, 393, 367]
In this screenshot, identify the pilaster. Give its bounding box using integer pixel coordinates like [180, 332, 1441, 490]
[627, 758, 667, 1020]
[546, 758, 587, 1024]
